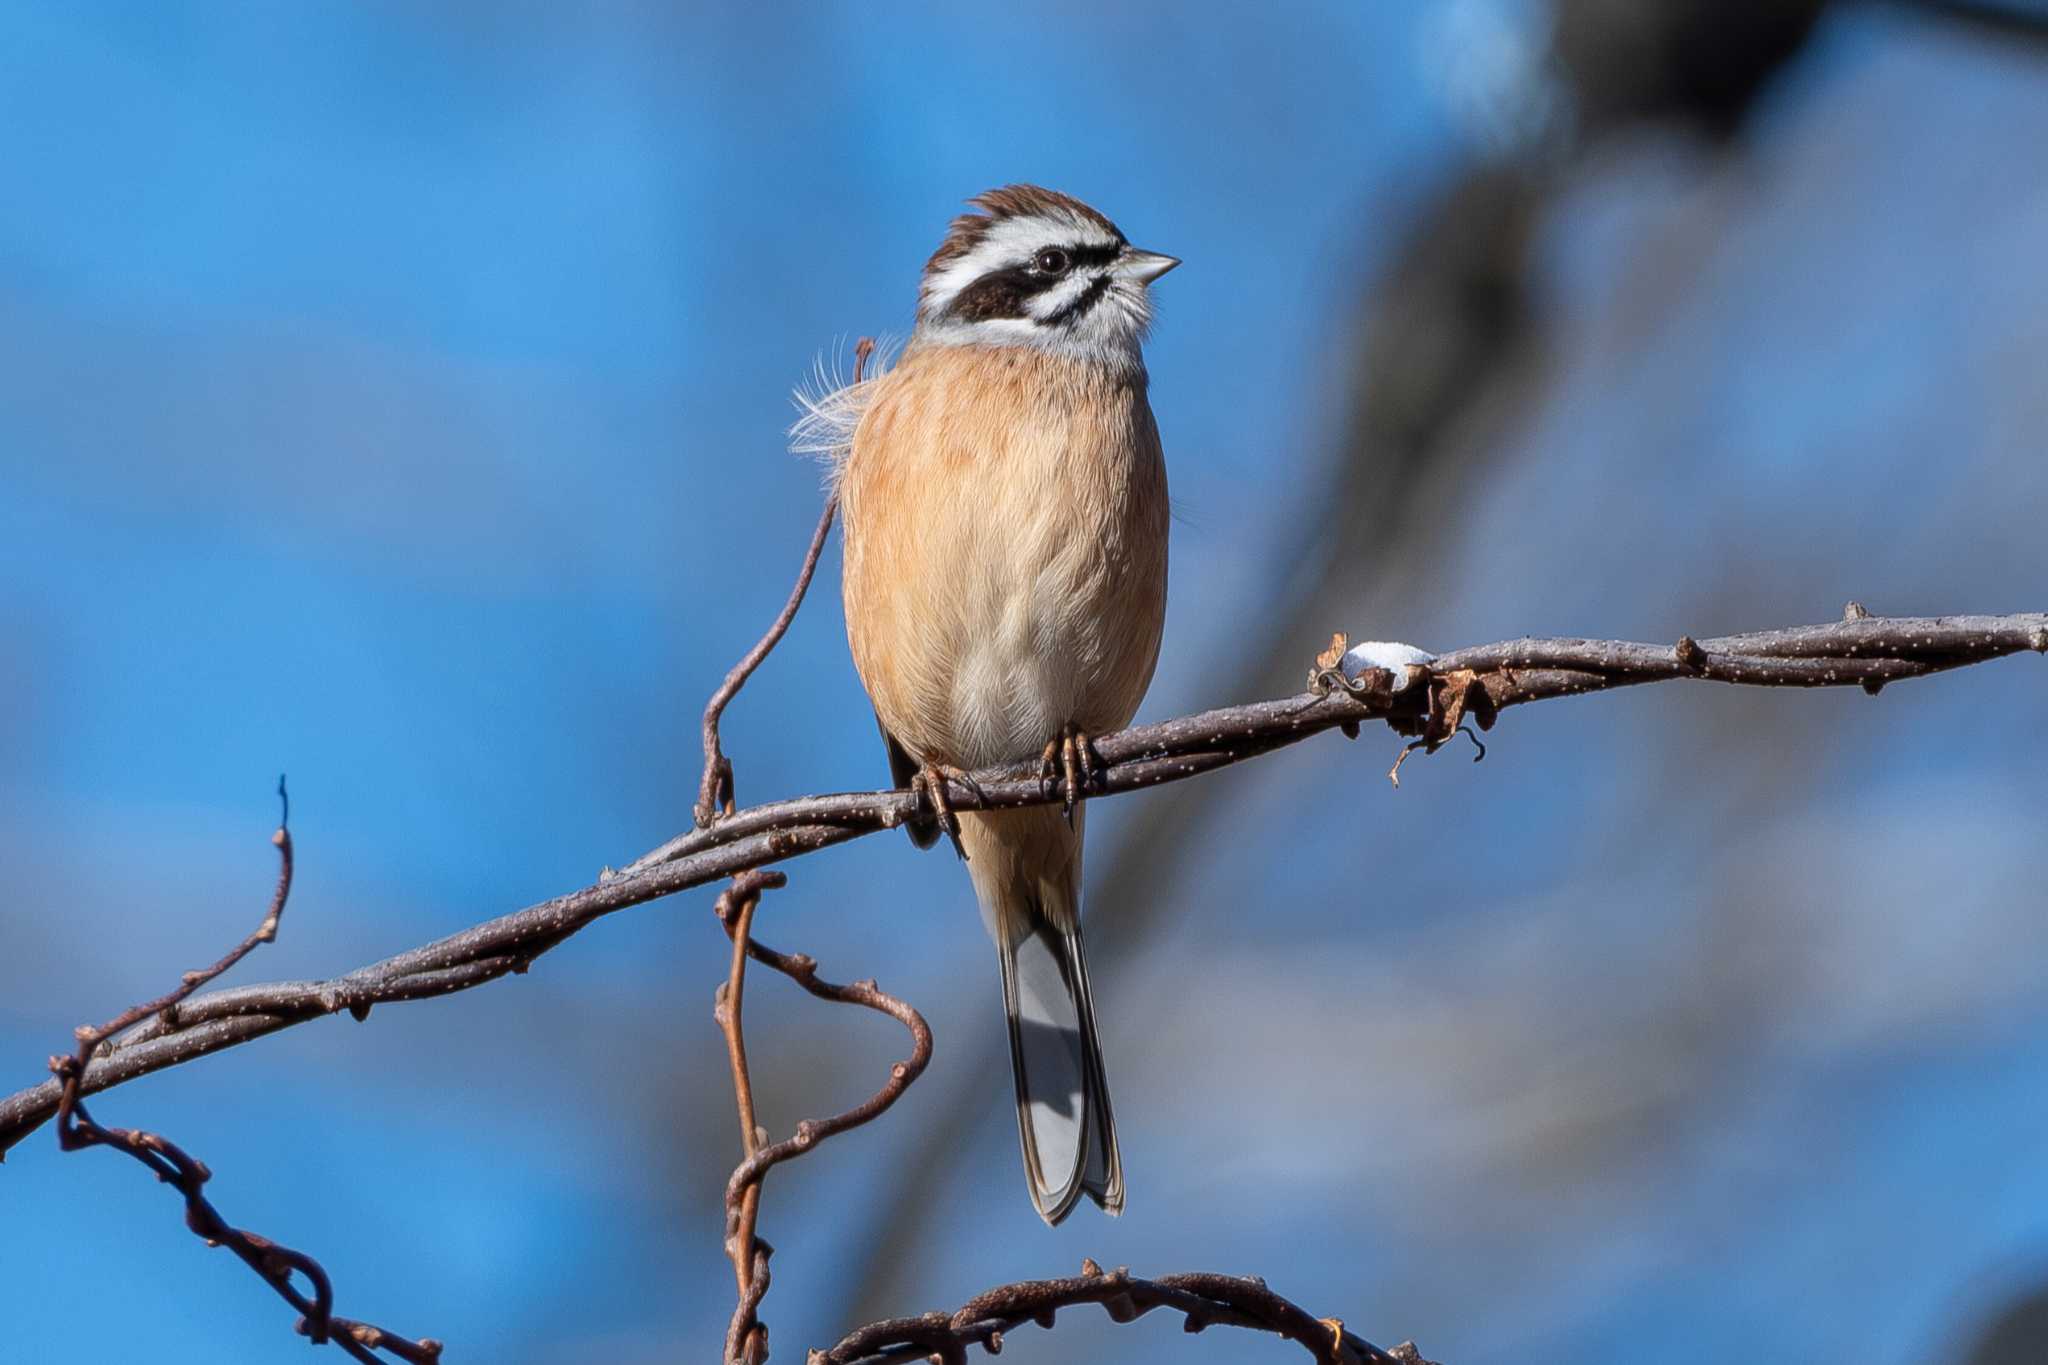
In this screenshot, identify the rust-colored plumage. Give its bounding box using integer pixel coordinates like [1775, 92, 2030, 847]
[836, 187, 1174, 1224]
[843, 346, 1167, 768]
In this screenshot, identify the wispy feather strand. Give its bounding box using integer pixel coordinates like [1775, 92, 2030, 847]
[788, 335, 899, 485]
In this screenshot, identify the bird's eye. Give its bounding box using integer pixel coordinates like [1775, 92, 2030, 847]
[1034, 248, 1070, 275]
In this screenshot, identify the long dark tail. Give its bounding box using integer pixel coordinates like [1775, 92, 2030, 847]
[962, 806, 1122, 1225]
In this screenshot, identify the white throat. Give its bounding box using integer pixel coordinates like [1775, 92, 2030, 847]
[911, 308, 1150, 371]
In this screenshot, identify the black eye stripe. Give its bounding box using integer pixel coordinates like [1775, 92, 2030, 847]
[1064, 243, 1121, 270]
[1025, 243, 1121, 275]
[948, 266, 1040, 321]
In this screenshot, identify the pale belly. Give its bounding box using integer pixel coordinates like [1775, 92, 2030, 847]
[941, 520, 1152, 766]
[840, 346, 1169, 771]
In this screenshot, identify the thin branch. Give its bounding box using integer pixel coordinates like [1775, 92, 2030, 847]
[44, 779, 438, 1364]
[810, 1259, 1434, 1365]
[719, 871, 773, 1365]
[713, 870, 932, 1365]
[695, 338, 873, 828]
[3, 609, 2042, 1156]
[696, 496, 839, 825]
[62, 773, 295, 1056]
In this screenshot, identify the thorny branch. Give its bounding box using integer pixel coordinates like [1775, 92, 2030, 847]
[713, 870, 933, 1364]
[44, 778, 438, 1364]
[5, 607, 2044, 1158]
[814, 1259, 1434, 1365]
[14, 534, 2044, 1365]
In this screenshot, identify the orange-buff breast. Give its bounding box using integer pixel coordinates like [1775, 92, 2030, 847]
[840, 342, 1170, 772]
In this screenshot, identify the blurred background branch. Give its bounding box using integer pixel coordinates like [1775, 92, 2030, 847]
[823, 0, 2048, 1332]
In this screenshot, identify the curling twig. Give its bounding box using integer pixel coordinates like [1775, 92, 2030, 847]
[714, 870, 932, 1365]
[695, 338, 875, 828]
[717, 871, 773, 1365]
[45, 779, 438, 1363]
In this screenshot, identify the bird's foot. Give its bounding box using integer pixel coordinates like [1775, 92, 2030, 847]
[911, 761, 984, 857]
[1037, 723, 1101, 827]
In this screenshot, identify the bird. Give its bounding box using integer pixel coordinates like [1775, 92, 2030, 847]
[797, 185, 1177, 1224]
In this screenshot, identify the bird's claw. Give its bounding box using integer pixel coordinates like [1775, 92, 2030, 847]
[1038, 724, 1100, 827]
[911, 761, 984, 856]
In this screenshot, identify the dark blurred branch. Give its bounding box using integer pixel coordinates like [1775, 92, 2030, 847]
[815, 1259, 1432, 1365]
[4, 609, 2042, 1158]
[714, 870, 932, 1364]
[824, 0, 1852, 1317]
[1882, 0, 2048, 45]
[43, 779, 438, 1364]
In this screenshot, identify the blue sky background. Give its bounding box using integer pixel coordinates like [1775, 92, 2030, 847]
[3, 4, 2046, 1362]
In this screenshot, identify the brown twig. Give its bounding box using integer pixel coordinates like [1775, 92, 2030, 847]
[4, 610, 2043, 1155]
[717, 871, 775, 1365]
[695, 337, 875, 828]
[811, 1259, 1435, 1365]
[44, 778, 439, 1364]
[713, 870, 932, 1365]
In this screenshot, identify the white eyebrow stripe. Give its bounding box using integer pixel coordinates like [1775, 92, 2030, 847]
[919, 212, 1123, 316]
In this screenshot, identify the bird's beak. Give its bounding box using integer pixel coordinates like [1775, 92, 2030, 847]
[1120, 249, 1181, 284]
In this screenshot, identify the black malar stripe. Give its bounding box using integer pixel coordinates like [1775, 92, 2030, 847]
[1045, 273, 1113, 328]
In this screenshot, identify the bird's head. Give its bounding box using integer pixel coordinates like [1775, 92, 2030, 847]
[914, 185, 1178, 367]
